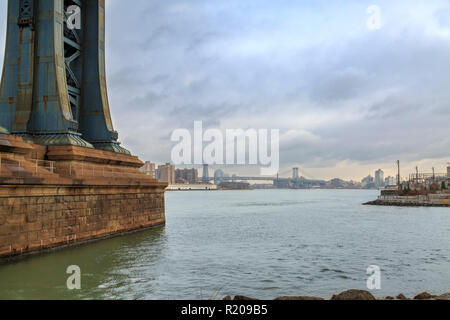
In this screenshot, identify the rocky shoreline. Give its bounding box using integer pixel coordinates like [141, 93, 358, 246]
[222, 290, 450, 301]
[364, 199, 450, 207]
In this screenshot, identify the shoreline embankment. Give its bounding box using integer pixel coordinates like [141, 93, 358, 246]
[364, 193, 450, 207]
[364, 195, 450, 207]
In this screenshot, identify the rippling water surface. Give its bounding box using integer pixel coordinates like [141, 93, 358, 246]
[0, 190, 449, 299]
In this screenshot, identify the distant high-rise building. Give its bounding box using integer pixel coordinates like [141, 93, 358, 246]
[362, 175, 376, 188]
[375, 169, 385, 188]
[447, 165, 450, 178]
[362, 175, 374, 184]
[202, 164, 210, 182]
[175, 168, 198, 184]
[214, 169, 225, 185]
[141, 161, 156, 179]
[293, 168, 299, 180]
[158, 163, 176, 185]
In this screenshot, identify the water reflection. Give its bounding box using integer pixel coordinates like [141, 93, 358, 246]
[1, 190, 450, 300]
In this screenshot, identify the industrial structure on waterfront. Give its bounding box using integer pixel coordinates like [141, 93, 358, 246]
[366, 163, 450, 207]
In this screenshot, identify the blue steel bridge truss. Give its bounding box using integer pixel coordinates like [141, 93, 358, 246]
[0, 0, 130, 154]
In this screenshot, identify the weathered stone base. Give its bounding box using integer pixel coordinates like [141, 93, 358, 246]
[0, 184, 166, 262]
[0, 220, 163, 264]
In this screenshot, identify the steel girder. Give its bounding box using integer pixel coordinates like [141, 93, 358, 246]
[0, 0, 129, 154]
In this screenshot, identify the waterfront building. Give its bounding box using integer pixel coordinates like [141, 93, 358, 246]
[167, 184, 217, 191]
[214, 169, 225, 185]
[385, 176, 396, 186]
[328, 178, 346, 188]
[158, 163, 176, 185]
[362, 175, 374, 184]
[202, 164, 210, 182]
[213, 169, 231, 185]
[375, 169, 385, 188]
[175, 168, 199, 184]
[218, 182, 252, 190]
[293, 168, 300, 180]
[362, 175, 376, 189]
[141, 161, 157, 178]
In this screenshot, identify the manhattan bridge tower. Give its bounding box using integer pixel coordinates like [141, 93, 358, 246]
[0, 0, 129, 154]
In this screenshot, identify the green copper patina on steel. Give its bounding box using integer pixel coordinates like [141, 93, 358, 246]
[0, 0, 130, 154]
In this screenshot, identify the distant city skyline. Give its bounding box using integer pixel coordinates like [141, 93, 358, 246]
[147, 161, 449, 183]
[1, 0, 449, 180]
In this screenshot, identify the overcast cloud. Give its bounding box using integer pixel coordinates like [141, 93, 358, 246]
[1, 0, 450, 179]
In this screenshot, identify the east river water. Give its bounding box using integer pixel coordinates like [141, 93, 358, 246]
[0, 189, 449, 300]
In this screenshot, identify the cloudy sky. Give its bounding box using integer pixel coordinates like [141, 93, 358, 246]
[1, 0, 450, 180]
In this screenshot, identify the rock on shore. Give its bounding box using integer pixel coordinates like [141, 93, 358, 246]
[274, 296, 325, 301]
[436, 292, 450, 300]
[331, 290, 376, 300]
